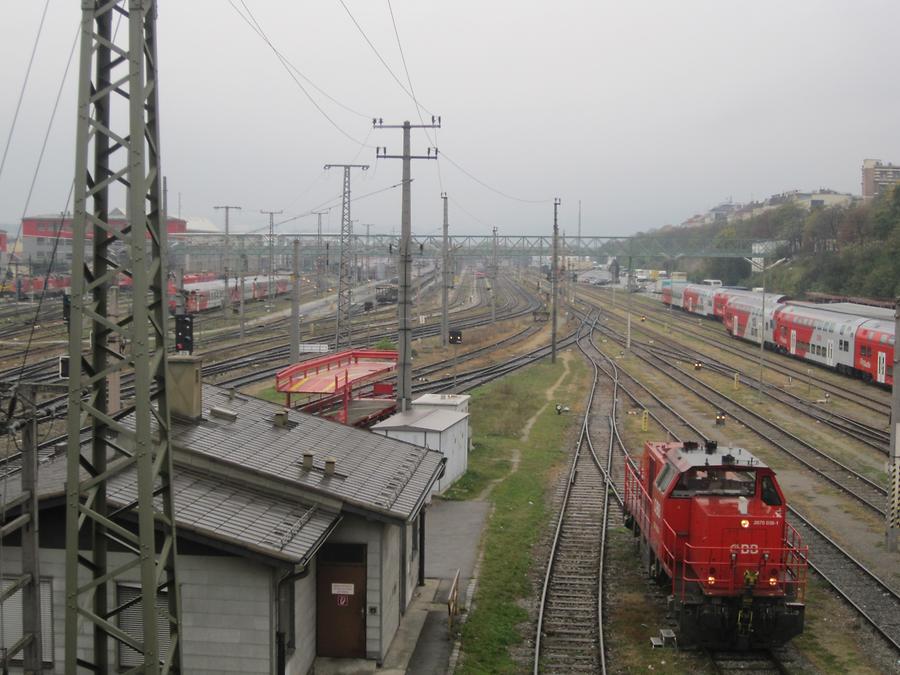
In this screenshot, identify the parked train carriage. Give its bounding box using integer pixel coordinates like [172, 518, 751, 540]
[624, 440, 807, 647]
[770, 304, 865, 374]
[250, 277, 290, 301]
[661, 279, 688, 308]
[853, 318, 894, 385]
[723, 295, 772, 345]
[183, 272, 218, 284]
[681, 284, 718, 318]
[712, 288, 759, 321]
[171, 277, 291, 313]
[183, 280, 230, 313]
[789, 302, 895, 386]
[1, 275, 72, 296]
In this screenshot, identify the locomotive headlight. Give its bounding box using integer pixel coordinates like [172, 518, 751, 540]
[768, 576, 778, 587]
[707, 575, 716, 586]
[740, 519, 750, 528]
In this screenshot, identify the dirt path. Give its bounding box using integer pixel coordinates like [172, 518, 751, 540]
[476, 351, 572, 499]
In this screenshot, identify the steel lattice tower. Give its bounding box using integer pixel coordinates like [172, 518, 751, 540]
[324, 164, 367, 349]
[66, 1, 182, 671]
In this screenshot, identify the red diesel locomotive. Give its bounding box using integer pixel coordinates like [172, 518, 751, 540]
[624, 440, 808, 647]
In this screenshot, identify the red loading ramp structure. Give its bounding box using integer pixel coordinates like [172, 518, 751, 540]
[275, 349, 398, 425]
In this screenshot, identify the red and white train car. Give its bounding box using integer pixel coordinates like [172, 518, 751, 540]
[681, 284, 718, 318]
[660, 279, 687, 308]
[722, 294, 787, 345]
[712, 288, 760, 321]
[771, 303, 894, 386]
[168, 277, 291, 313]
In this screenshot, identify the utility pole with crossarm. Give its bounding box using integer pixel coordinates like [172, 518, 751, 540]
[374, 117, 441, 411]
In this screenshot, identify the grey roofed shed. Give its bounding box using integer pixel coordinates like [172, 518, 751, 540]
[371, 408, 468, 433]
[2, 452, 341, 564]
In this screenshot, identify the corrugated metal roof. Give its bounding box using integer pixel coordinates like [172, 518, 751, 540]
[2, 453, 339, 564]
[1, 384, 441, 561]
[165, 385, 443, 521]
[372, 408, 468, 433]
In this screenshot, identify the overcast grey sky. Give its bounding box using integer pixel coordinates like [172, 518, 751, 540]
[1, 1, 898, 240]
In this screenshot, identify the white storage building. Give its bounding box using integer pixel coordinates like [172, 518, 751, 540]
[371, 404, 469, 494]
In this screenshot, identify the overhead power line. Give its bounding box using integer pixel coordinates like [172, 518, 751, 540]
[1, 23, 79, 286]
[385, 0, 444, 192]
[440, 150, 553, 204]
[229, 0, 371, 145]
[0, 0, 51, 189]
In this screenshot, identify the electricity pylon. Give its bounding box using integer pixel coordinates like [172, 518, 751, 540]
[67, 2, 182, 671]
[324, 164, 368, 349]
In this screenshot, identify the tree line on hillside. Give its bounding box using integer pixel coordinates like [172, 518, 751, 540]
[623, 186, 900, 301]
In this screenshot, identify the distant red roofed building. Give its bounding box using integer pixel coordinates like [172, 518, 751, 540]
[20, 209, 187, 268]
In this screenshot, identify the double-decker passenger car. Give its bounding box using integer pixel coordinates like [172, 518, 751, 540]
[771, 303, 895, 386]
[624, 440, 807, 647]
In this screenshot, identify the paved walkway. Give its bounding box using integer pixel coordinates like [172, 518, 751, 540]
[314, 498, 490, 675]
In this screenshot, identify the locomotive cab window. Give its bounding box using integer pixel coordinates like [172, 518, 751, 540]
[760, 475, 782, 506]
[655, 463, 678, 493]
[672, 467, 757, 497]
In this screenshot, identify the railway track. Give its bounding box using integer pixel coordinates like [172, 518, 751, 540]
[534, 316, 617, 674]
[579, 314, 900, 657]
[706, 648, 789, 674]
[591, 319, 889, 517]
[607, 310, 892, 453]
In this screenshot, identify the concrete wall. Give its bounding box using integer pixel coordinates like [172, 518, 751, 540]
[380, 522, 400, 661]
[436, 421, 468, 493]
[287, 558, 316, 675]
[403, 521, 421, 607]
[1, 549, 272, 673]
[376, 421, 468, 494]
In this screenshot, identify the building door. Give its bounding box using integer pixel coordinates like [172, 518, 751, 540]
[317, 543, 367, 658]
[877, 351, 886, 384]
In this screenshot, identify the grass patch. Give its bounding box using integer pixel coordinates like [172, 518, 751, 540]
[455, 354, 588, 674]
[252, 385, 289, 404]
